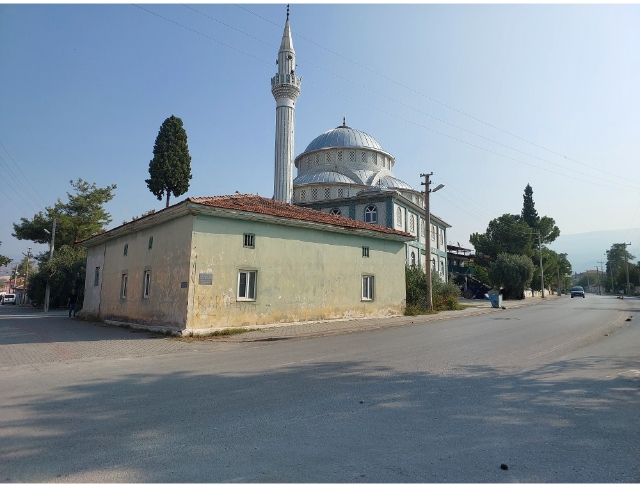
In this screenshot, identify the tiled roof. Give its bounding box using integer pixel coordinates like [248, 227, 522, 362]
[189, 194, 412, 238]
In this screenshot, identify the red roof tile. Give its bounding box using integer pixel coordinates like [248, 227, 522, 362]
[189, 194, 412, 238]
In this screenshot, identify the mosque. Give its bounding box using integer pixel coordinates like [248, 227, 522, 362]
[77, 10, 452, 333]
[272, 9, 450, 279]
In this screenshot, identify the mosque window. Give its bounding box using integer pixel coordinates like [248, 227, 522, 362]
[431, 225, 436, 241]
[362, 275, 374, 301]
[330, 208, 341, 216]
[420, 219, 425, 237]
[396, 208, 402, 227]
[324, 187, 331, 199]
[338, 187, 344, 198]
[315, 154, 319, 165]
[337, 150, 343, 162]
[409, 214, 415, 232]
[243, 233, 255, 249]
[238, 270, 257, 301]
[361, 151, 366, 162]
[312, 188, 318, 200]
[411, 252, 416, 267]
[364, 205, 377, 223]
[349, 150, 355, 162]
[327, 152, 332, 163]
[306, 157, 311, 168]
[300, 189, 306, 201]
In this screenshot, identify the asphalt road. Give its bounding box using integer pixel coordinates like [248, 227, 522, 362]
[1, 295, 638, 482]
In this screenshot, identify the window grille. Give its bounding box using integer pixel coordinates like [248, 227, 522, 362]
[326, 152, 331, 163]
[364, 205, 377, 224]
[337, 150, 343, 162]
[243, 233, 255, 248]
[362, 246, 369, 258]
[301, 189, 306, 201]
[312, 188, 318, 200]
[338, 187, 344, 198]
[121, 274, 128, 299]
[361, 151, 366, 162]
[238, 270, 257, 301]
[349, 151, 355, 162]
[409, 214, 415, 232]
[396, 208, 402, 227]
[315, 154, 319, 165]
[143, 271, 151, 298]
[330, 208, 341, 216]
[324, 187, 330, 199]
[362, 275, 374, 300]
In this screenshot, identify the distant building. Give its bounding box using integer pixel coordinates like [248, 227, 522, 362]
[78, 195, 412, 334]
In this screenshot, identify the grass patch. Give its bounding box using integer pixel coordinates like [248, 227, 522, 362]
[177, 327, 259, 341]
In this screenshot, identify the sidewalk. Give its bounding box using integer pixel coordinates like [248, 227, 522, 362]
[214, 294, 559, 342]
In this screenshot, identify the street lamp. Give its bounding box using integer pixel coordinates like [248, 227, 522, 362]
[421, 173, 444, 312]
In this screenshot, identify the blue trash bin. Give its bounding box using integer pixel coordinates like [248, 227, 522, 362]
[488, 294, 502, 308]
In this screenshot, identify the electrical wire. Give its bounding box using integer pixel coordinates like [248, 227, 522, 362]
[0, 156, 43, 215]
[234, 3, 640, 188]
[188, 4, 640, 190]
[0, 141, 48, 208]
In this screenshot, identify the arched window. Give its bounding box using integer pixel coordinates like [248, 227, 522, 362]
[396, 207, 402, 227]
[409, 214, 415, 232]
[411, 251, 416, 266]
[329, 208, 341, 216]
[364, 205, 377, 224]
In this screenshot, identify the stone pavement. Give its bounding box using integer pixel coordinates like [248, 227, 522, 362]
[217, 294, 559, 342]
[0, 295, 559, 368]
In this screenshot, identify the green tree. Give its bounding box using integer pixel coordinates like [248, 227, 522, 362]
[469, 214, 534, 268]
[606, 244, 636, 293]
[0, 242, 11, 267]
[521, 183, 539, 228]
[27, 245, 86, 307]
[488, 252, 535, 300]
[12, 179, 117, 250]
[146, 115, 192, 207]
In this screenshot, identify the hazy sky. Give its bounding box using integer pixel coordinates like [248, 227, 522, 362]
[1, 3, 640, 266]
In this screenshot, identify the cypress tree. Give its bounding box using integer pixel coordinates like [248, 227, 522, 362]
[521, 183, 539, 228]
[146, 115, 192, 207]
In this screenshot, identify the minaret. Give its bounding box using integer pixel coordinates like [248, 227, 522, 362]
[271, 5, 301, 203]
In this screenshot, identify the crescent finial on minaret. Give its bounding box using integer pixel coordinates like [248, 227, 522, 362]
[287, 4, 290, 20]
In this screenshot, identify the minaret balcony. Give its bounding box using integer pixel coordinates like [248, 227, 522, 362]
[271, 74, 302, 87]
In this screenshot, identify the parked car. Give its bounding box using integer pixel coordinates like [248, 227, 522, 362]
[2, 293, 16, 305]
[570, 286, 585, 298]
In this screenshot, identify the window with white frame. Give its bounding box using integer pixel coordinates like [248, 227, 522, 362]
[143, 270, 151, 298]
[411, 251, 416, 266]
[409, 214, 415, 232]
[121, 274, 128, 299]
[362, 275, 374, 301]
[431, 224, 436, 242]
[364, 205, 377, 223]
[238, 270, 257, 301]
[420, 219, 425, 237]
[396, 207, 402, 228]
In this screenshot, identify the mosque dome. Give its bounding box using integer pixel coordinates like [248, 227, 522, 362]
[302, 124, 384, 153]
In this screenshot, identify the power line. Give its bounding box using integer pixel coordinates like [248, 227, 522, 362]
[0, 141, 48, 208]
[234, 3, 640, 188]
[0, 159, 43, 215]
[188, 4, 640, 191]
[0, 185, 30, 216]
[137, 4, 639, 194]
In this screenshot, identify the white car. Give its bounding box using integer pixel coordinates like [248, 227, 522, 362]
[2, 294, 16, 305]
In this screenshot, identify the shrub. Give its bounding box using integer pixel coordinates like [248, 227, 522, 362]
[405, 265, 461, 315]
[488, 252, 534, 300]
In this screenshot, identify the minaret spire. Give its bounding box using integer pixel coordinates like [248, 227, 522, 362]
[271, 6, 301, 204]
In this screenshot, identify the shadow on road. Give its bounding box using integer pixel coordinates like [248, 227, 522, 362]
[2, 353, 639, 482]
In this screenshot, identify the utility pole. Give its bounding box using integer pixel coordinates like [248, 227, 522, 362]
[44, 217, 57, 312]
[538, 231, 544, 298]
[622, 243, 631, 295]
[22, 247, 32, 305]
[597, 261, 605, 295]
[595, 265, 600, 294]
[420, 172, 444, 312]
[606, 253, 614, 294]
